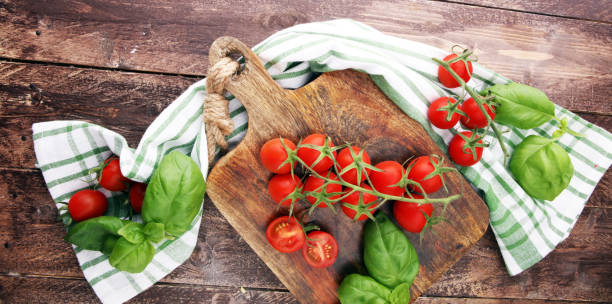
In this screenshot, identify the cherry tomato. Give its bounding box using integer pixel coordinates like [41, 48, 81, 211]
[460, 98, 495, 129]
[68, 189, 108, 221]
[427, 97, 462, 129]
[369, 161, 405, 197]
[341, 184, 378, 221]
[260, 138, 297, 174]
[129, 182, 147, 213]
[393, 194, 434, 233]
[407, 156, 443, 194]
[302, 231, 338, 268]
[449, 131, 483, 166]
[336, 146, 371, 185]
[297, 134, 337, 173]
[265, 216, 305, 253]
[303, 172, 342, 208]
[98, 157, 131, 191]
[268, 174, 302, 207]
[437, 53, 473, 88]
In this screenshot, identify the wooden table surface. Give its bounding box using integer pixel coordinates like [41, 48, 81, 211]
[0, 1, 610, 303]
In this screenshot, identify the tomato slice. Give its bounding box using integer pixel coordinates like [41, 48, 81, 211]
[265, 216, 305, 253]
[302, 231, 338, 268]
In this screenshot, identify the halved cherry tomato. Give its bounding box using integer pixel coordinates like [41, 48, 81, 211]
[68, 189, 108, 221]
[297, 134, 336, 173]
[266, 216, 305, 253]
[303, 172, 342, 208]
[99, 157, 131, 191]
[393, 194, 434, 233]
[369, 160, 405, 197]
[268, 174, 302, 207]
[460, 97, 495, 129]
[302, 231, 338, 268]
[336, 146, 371, 185]
[407, 156, 443, 194]
[437, 53, 473, 88]
[341, 184, 378, 221]
[129, 182, 147, 213]
[260, 138, 297, 174]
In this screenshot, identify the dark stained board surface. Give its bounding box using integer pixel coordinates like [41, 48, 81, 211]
[0, 0, 611, 303]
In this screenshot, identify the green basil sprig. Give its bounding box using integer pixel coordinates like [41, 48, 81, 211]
[142, 151, 206, 236]
[388, 283, 411, 304]
[65, 216, 124, 252]
[109, 235, 156, 273]
[485, 82, 557, 129]
[338, 274, 391, 304]
[364, 212, 419, 289]
[509, 135, 574, 201]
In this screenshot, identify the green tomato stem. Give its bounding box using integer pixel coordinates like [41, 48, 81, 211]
[432, 57, 510, 164]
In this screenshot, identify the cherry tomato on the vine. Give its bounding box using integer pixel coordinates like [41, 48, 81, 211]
[297, 134, 336, 173]
[393, 194, 434, 233]
[129, 182, 147, 213]
[260, 138, 297, 174]
[303, 172, 342, 208]
[266, 216, 305, 253]
[68, 189, 108, 221]
[302, 231, 338, 268]
[268, 174, 302, 207]
[449, 131, 484, 167]
[437, 53, 473, 88]
[341, 184, 378, 221]
[99, 157, 131, 191]
[336, 146, 371, 185]
[427, 97, 462, 129]
[460, 97, 495, 129]
[407, 156, 443, 194]
[369, 161, 405, 197]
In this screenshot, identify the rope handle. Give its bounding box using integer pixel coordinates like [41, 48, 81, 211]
[203, 57, 240, 163]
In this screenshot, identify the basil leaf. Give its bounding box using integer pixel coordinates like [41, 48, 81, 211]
[101, 235, 118, 255]
[486, 83, 556, 129]
[118, 222, 145, 244]
[510, 135, 574, 200]
[142, 151, 206, 236]
[364, 212, 419, 289]
[337, 274, 390, 304]
[144, 222, 165, 243]
[65, 216, 124, 251]
[109, 237, 155, 273]
[388, 283, 411, 304]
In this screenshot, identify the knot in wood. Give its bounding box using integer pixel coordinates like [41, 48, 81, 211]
[203, 57, 240, 163]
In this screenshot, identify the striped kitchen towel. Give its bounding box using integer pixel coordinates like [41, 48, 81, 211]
[33, 19, 612, 303]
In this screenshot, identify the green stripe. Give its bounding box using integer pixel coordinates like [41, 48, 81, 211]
[143, 270, 157, 285]
[263, 38, 330, 70]
[81, 254, 108, 270]
[229, 106, 246, 118]
[125, 274, 142, 292]
[82, 126, 106, 165]
[225, 122, 248, 139]
[151, 108, 203, 168]
[272, 67, 311, 80]
[151, 260, 171, 273]
[33, 123, 90, 140]
[89, 269, 120, 286]
[39, 146, 109, 171]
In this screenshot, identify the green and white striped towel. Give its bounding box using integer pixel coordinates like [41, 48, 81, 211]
[33, 19, 611, 303]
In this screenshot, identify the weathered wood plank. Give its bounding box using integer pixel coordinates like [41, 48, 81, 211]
[0, 276, 295, 304]
[1, 61, 611, 170]
[452, 0, 612, 22]
[0, 275, 609, 304]
[0, 0, 611, 113]
[0, 167, 610, 301]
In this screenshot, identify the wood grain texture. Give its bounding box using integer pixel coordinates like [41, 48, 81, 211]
[452, 0, 612, 22]
[0, 0, 610, 113]
[0, 169, 610, 302]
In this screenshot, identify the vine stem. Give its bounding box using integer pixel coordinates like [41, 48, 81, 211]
[432, 57, 510, 164]
[296, 157, 462, 207]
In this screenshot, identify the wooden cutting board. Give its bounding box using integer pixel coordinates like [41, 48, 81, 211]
[206, 37, 489, 303]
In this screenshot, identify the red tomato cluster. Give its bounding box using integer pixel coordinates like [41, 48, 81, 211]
[432, 52, 493, 167]
[68, 156, 147, 222]
[260, 133, 454, 262]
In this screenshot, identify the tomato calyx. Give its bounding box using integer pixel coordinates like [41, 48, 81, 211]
[341, 188, 379, 221]
[405, 154, 455, 193]
[297, 135, 342, 172]
[444, 46, 477, 76]
[455, 130, 488, 162]
[436, 96, 465, 123]
[336, 145, 379, 185]
[418, 210, 450, 245]
[277, 136, 301, 175]
[303, 172, 343, 216]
